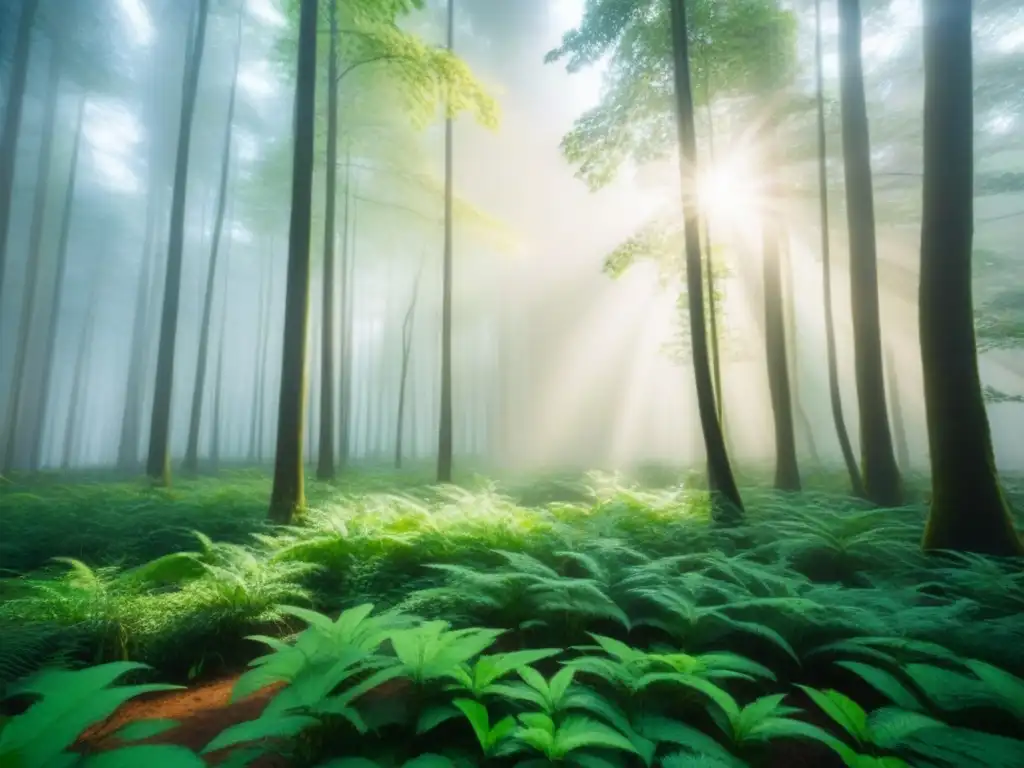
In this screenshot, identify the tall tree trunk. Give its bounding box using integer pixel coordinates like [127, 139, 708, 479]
[668, 0, 743, 520]
[62, 283, 100, 470]
[395, 264, 424, 469]
[0, 0, 40, 306]
[919, 0, 1021, 556]
[816, 0, 864, 498]
[117, 186, 161, 469]
[31, 95, 85, 470]
[183, 9, 242, 474]
[885, 347, 910, 473]
[268, 0, 318, 524]
[837, 0, 902, 506]
[146, 0, 210, 485]
[338, 155, 354, 467]
[210, 258, 230, 472]
[317, 0, 340, 480]
[781, 232, 821, 467]
[2, 43, 60, 473]
[249, 253, 269, 461]
[761, 197, 801, 490]
[436, 0, 456, 483]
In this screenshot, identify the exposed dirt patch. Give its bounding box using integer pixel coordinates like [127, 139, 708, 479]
[78, 675, 288, 767]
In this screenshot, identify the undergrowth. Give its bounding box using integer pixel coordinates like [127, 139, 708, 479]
[0, 469, 1022, 765]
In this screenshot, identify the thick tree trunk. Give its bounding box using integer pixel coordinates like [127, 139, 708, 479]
[183, 9, 242, 473]
[437, 0, 456, 483]
[268, 0, 318, 524]
[919, 0, 1021, 556]
[31, 95, 85, 470]
[0, 0, 40, 306]
[2, 44, 60, 473]
[837, 0, 902, 506]
[146, 0, 210, 485]
[815, 0, 864, 498]
[668, 0, 743, 520]
[317, 0, 340, 480]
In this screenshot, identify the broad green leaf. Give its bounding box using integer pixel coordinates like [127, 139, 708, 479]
[112, 718, 180, 742]
[201, 714, 319, 754]
[83, 745, 206, 767]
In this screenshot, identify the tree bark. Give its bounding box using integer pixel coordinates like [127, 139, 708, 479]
[816, 0, 864, 498]
[317, 0, 340, 480]
[337, 153, 354, 468]
[2, 42, 60, 473]
[395, 264, 424, 469]
[146, 0, 210, 485]
[761, 186, 801, 491]
[885, 346, 910, 473]
[918, 0, 1022, 556]
[31, 95, 86, 470]
[437, 0, 456, 483]
[668, 0, 743, 520]
[0, 0, 40, 307]
[183, 7, 243, 474]
[268, 0, 318, 524]
[837, 0, 902, 506]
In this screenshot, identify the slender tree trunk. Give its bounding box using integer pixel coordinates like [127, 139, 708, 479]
[885, 347, 910, 473]
[919, 0, 1021, 556]
[668, 0, 743, 520]
[762, 199, 801, 490]
[2, 44, 60, 473]
[118, 187, 161, 469]
[837, 0, 902, 506]
[815, 0, 864, 498]
[146, 0, 210, 485]
[317, 0, 340, 480]
[210, 263, 230, 472]
[255, 243, 275, 463]
[268, 0, 318, 524]
[338, 155, 354, 468]
[183, 9, 242, 473]
[0, 0, 40, 306]
[62, 283, 100, 470]
[436, 0, 456, 483]
[781, 232, 821, 467]
[249, 254, 268, 461]
[31, 95, 86, 470]
[395, 264, 424, 469]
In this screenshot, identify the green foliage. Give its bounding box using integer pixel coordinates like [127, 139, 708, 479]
[0, 662, 196, 768]
[547, 0, 797, 190]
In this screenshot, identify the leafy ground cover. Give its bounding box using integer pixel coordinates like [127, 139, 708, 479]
[0, 469, 1022, 766]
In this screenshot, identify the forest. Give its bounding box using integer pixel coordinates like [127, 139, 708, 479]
[0, 0, 1022, 765]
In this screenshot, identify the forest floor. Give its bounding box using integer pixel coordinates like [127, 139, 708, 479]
[2, 465, 1023, 766]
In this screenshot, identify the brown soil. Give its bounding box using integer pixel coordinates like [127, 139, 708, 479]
[77, 675, 289, 767]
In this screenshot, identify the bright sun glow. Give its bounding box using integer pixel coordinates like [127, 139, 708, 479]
[697, 152, 763, 233]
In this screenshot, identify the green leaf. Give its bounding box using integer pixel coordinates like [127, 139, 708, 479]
[454, 699, 492, 752]
[835, 661, 923, 712]
[796, 687, 869, 743]
[83, 745, 207, 767]
[200, 714, 319, 754]
[417, 705, 461, 735]
[867, 707, 946, 749]
[112, 718, 180, 742]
